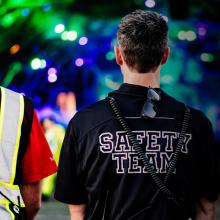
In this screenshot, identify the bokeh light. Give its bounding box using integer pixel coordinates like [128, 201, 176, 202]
[48, 73, 57, 83]
[75, 58, 84, 67]
[31, 58, 42, 70]
[79, 37, 88, 45]
[10, 44, 20, 54]
[161, 75, 174, 84]
[40, 59, 47, 69]
[105, 51, 115, 61]
[67, 31, 78, 41]
[48, 67, 57, 75]
[55, 24, 65, 34]
[42, 3, 52, 11]
[2, 14, 14, 27]
[145, 0, 156, 8]
[21, 8, 30, 17]
[178, 30, 196, 41]
[1, 0, 220, 142]
[186, 31, 197, 41]
[61, 31, 68, 41]
[198, 27, 207, 37]
[200, 53, 214, 62]
[178, 31, 186, 40]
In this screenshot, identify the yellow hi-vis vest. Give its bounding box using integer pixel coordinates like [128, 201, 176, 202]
[0, 87, 26, 220]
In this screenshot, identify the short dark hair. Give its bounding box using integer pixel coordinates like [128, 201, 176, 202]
[117, 10, 168, 73]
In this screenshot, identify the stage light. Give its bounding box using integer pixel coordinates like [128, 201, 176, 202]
[48, 73, 57, 83]
[10, 44, 20, 54]
[186, 31, 197, 41]
[31, 58, 41, 70]
[145, 0, 156, 8]
[75, 58, 84, 67]
[79, 37, 88, 45]
[48, 67, 57, 75]
[105, 51, 115, 61]
[200, 53, 214, 62]
[61, 31, 68, 41]
[55, 24, 65, 34]
[21, 8, 30, 17]
[67, 31, 78, 41]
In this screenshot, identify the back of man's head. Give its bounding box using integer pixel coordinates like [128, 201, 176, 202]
[117, 10, 168, 73]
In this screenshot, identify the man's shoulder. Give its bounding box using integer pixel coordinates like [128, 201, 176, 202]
[70, 99, 113, 136]
[168, 93, 211, 129]
[75, 99, 111, 118]
[162, 91, 210, 125]
[188, 106, 211, 128]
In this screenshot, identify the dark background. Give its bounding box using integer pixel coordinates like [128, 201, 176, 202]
[1, 0, 220, 139]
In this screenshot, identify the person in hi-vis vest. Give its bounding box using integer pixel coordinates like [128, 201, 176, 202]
[0, 87, 57, 220]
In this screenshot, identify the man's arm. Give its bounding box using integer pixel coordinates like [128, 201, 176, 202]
[69, 204, 86, 220]
[19, 181, 41, 220]
[195, 197, 216, 220]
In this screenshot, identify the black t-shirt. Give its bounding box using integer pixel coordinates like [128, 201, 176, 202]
[55, 83, 219, 220]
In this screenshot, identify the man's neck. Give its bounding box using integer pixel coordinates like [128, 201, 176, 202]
[122, 67, 160, 88]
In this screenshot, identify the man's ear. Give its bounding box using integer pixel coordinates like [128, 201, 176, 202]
[161, 47, 170, 64]
[114, 46, 123, 65]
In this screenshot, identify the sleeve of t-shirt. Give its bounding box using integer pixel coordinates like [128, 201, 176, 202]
[196, 111, 220, 201]
[54, 119, 87, 204]
[21, 111, 57, 184]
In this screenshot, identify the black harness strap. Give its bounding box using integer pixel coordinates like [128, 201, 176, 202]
[107, 96, 191, 218]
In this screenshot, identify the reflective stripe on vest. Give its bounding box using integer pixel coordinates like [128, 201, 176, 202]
[0, 87, 24, 184]
[0, 182, 25, 206]
[0, 87, 25, 220]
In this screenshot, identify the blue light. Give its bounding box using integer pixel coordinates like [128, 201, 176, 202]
[40, 59, 47, 69]
[21, 8, 30, 17]
[42, 3, 52, 11]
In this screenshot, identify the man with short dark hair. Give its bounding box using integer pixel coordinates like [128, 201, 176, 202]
[55, 10, 219, 220]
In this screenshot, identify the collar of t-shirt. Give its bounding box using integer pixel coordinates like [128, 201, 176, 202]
[112, 83, 163, 98]
[109, 83, 184, 119]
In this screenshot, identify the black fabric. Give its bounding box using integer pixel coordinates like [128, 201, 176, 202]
[0, 91, 34, 185]
[14, 96, 34, 184]
[9, 203, 25, 220]
[55, 83, 220, 220]
[107, 95, 191, 219]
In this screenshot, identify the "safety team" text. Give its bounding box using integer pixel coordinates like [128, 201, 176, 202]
[99, 130, 192, 174]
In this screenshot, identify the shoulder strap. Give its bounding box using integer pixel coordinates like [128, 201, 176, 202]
[107, 96, 190, 209]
